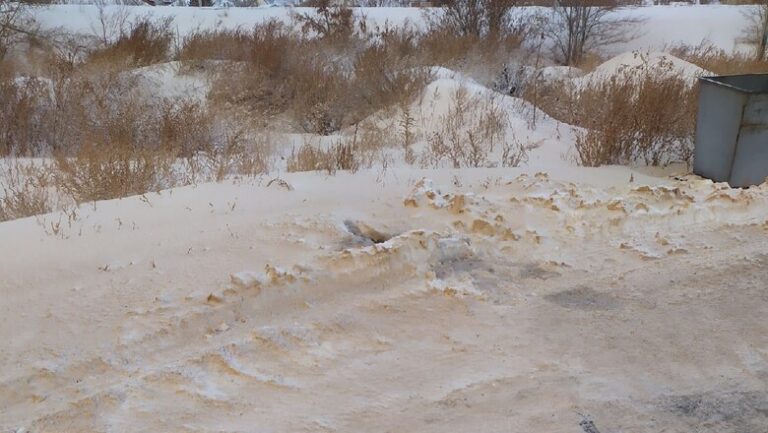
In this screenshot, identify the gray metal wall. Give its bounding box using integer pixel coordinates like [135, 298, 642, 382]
[693, 75, 768, 188]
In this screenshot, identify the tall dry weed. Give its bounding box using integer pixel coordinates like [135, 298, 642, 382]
[423, 86, 507, 168]
[87, 17, 173, 70]
[0, 160, 55, 222]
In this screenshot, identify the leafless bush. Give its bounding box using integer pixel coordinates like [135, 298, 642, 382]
[398, 104, 417, 165]
[293, 0, 363, 42]
[524, 54, 697, 167]
[423, 86, 507, 168]
[90, 1, 132, 47]
[0, 160, 55, 222]
[287, 139, 360, 174]
[501, 135, 530, 168]
[0, 0, 38, 62]
[0, 77, 55, 156]
[425, 0, 520, 39]
[184, 124, 272, 183]
[742, 3, 768, 60]
[542, 0, 641, 66]
[574, 74, 697, 166]
[87, 17, 174, 69]
[54, 143, 175, 203]
[671, 41, 768, 75]
[196, 19, 429, 136]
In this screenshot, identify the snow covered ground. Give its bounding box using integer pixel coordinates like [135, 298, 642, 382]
[3, 5, 768, 433]
[3, 167, 768, 432]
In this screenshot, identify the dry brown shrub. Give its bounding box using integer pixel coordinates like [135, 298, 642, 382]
[575, 51, 606, 73]
[501, 134, 531, 168]
[289, 60, 349, 135]
[0, 77, 54, 156]
[184, 124, 272, 183]
[349, 43, 432, 125]
[199, 20, 430, 136]
[54, 143, 174, 203]
[419, 0, 525, 74]
[418, 29, 521, 73]
[292, 0, 362, 42]
[49, 81, 180, 202]
[0, 160, 55, 222]
[526, 55, 698, 167]
[158, 100, 213, 157]
[179, 20, 294, 66]
[670, 42, 768, 76]
[573, 74, 697, 167]
[287, 139, 360, 174]
[86, 17, 174, 70]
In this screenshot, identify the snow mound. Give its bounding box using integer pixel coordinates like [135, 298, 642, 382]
[575, 51, 710, 88]
[412, 75, 582, 169]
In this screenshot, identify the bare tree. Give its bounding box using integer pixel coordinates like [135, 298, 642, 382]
[0, 0, 35, 61]
[91, 0, 133, 47]
[743, 3, 768, 61]
[544, 0, 636, 66]
[429, 0, 518, 39]
[294, 0, 359, 40]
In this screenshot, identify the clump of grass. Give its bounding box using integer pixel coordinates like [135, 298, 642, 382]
[196, 19, 431, 136]
[0, 77, 55, 156]
[573, 75, 697, 167]
[287, 139, 359, 174]
[0, 160, 56, 222]
[54, 143, 175, 203]
[670, 41, 768, 76]
[87, 17, 174, 70]
[423, 85, 508, 168]
[528, 55, 698, 167]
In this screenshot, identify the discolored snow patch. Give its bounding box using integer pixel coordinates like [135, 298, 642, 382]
[545, 286, 621, 311]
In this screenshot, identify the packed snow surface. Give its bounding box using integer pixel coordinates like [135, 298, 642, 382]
[2, 167, 768, 432]
[3, 5, 768, 433]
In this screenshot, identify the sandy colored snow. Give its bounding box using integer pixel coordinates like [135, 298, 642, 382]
[3, 5, 768, 432]
[2, 167, 768, 432]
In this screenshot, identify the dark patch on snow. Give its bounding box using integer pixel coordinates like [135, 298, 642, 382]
[545, 286, 621, 311]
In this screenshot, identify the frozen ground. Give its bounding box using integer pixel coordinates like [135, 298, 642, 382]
[2, 167, 768, 432]
[3, 5, 768, 433]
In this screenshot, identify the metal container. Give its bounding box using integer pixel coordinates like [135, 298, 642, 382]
[694, 74, 768, 188]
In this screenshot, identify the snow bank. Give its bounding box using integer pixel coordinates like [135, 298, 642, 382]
[408, 74, 581, 170]
[574, 51, 710, 88]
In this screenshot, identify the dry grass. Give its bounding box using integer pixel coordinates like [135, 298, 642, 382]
[574, 75, 697, 167]
[86, 17, 174, 70]
[0, 160, 56, 222]
[1, 7, 648, 222]
[191, 19, 431, 136]
[287, 139, 360, 174]
[670, 42, 768, 76]
[423, 85, 509, 168]
[0, 52, 273, 215]
[528, 43, 768, 167]
[0, 77, 52, 156]
[54, 144, 175, 203]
